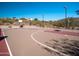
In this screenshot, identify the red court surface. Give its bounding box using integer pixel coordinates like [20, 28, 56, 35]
[0, 28, 10, 56]
[45, 30, 79, 36]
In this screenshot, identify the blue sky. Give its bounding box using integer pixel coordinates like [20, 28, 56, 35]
[0, 2, 79, 21]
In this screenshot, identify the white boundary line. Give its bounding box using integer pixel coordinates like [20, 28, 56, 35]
[31, 31, 68, 56]
[1, 29, 13, 56]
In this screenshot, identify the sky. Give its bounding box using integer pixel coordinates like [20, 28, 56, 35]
[0, 2, 79, 21]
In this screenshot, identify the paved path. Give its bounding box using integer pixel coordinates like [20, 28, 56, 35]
[4, 28, 51, 56]
[2, 26, 79, 56]
[45, 30, 79, 36]
[0, 28, 10, 56]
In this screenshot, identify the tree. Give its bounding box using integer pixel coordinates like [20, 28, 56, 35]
[13, 17, 16, 20]
[49, 20, 53, 24]
[33, 18, 38, 21]
[68, 17, 74, 29]
[20, 18, 26, 20]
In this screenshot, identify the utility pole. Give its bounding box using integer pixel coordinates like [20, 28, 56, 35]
[64, 6, 68, 29]
[42, 14, 45, 27]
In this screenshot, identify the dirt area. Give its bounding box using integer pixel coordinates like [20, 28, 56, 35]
[45, 38, 79, 56]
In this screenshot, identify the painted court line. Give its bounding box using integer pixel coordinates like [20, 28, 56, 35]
[31, 31, 68, 56]
[2, 29, 12, 56]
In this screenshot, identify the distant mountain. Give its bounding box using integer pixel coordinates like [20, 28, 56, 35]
[55, 17, 79, 27]
[59, 17, 79, 22]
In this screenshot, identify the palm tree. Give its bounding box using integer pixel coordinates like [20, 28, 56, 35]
[75, 10, 79, 15]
